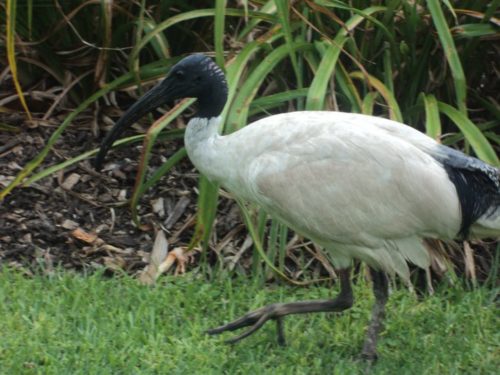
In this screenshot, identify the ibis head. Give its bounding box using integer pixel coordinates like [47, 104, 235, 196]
[94, 54, 227, 170]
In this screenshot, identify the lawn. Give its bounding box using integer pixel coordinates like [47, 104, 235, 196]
[0, 269, 498, 374]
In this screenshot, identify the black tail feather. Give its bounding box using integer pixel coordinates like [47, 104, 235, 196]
[444, 164, 500, 238]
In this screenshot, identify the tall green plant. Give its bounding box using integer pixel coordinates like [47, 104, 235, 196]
[1, 1, 498, 282]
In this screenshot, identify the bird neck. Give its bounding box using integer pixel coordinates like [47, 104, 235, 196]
[195, 73, 228, 118]
[197, 93, 226, 119]
[184, 116, 227, 183]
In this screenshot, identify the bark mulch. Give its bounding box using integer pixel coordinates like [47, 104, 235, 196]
[0, 113, 243, 276]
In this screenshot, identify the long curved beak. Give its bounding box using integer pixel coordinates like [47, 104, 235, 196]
[94, 79, 173, 171]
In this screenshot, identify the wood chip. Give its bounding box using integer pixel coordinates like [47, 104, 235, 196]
[164, 196, 190, 229]
[7, 161, 22, 170]
[103, 256, 126, 271]
[61, 219, 79, 230]
[21, 233, 32, 243]
[61, 173, 81, 190]
[0, 175, 15, 187]
[118, 189, 128, 201]
[151, 197, 165, 217]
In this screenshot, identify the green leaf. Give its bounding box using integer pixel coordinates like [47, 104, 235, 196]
[236, 199, 306, 285]
[237, 0, 277, 41]
[335, 63, 362, 113]
[221, 40, 262, 122]
[143, 20, 170, 60]
[437, 102, 499, 165]
[140, 148, 187, 195]
[6, 0, 31, 120]
[193, 177, 220, 252]
[305, 6, 386, 110]
[452, 23, 498, 39]
[249, 88, 309, 116]
[350, 71, 403, 122]
[24, 135, 142, 186]
[276, 0, 303, 88]
[130, 99, 194, 225]
[130, 8, 275, 66]
[226, 41, 312, 132]
[427, 0, 467, 114]
[361, 92, 378, 116]
[214, 0, 227, 68]
[420, 94, 441, 140]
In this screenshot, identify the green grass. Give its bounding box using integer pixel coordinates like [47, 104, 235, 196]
[0, 269, 498, 374]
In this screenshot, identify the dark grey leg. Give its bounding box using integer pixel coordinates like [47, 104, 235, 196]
[361, 267, 389, 361]
[207, 268, 354, 345]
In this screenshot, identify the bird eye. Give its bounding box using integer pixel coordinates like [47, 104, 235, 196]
[174, 70, 185, 80]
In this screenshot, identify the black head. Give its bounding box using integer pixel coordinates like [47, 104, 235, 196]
[165, 54, 228, 117]
[93, 54, 228, 170]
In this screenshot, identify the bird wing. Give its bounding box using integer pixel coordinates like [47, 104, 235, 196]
[243, 115, 461, 248]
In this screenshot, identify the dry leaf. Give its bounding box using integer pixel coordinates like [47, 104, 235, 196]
[71, 228, 100, 244]
[164, 196, 190, 229]
[138, 230, 169, 285]
[137, 231, 190, 284]
[159, 247, 188, 275]
[463, 241, 476, 283]
[151, 230, 169, 266]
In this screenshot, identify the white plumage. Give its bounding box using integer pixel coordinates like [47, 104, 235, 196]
[185, 111, 472, 280]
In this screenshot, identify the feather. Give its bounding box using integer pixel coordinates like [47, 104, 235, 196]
[185, 112, 466, 277]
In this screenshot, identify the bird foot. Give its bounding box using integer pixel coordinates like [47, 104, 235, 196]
[207, 303, 288, 345]
[360, 351, 378, 363]
[207, 296, 353, 346]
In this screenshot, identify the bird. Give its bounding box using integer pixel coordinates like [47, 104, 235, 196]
[94, 54, 500, 360]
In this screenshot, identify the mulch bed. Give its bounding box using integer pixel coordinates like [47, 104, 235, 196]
[0, 110, 244, 276]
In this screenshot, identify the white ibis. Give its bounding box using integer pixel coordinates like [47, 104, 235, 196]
[94, 54, 500, 360]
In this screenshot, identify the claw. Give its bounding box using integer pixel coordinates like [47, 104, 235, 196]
[225, 313, 270, 344]
[207, 269, 356, 352]
[207, 276, 355, 348]
[207, 305, 285, 344]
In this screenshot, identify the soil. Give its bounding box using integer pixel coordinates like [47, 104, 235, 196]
[0, 109, 244, 276]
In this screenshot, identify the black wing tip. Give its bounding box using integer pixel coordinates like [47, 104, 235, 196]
[433, 146, 500, 238]
[443, 164, 500, 239]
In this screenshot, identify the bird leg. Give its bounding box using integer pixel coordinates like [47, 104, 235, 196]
[361, 268, 389, 361]
[207, 268, 353, 346]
